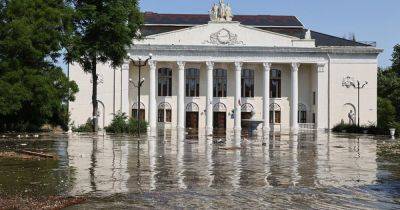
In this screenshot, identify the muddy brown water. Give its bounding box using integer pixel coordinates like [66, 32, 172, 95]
[0, 131, 400, 209]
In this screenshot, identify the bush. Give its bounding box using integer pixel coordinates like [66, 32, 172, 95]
[105, 112, 128, 133]
[128, 118, 148, 134]
[105, 111, 148, 134]
[72, 119, 93, 132]
[332, 123, 365, 133]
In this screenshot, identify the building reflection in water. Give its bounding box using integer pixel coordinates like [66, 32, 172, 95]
[65, 130, 380, 196]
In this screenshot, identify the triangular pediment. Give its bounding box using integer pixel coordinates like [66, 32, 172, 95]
[136, 22, 315, 48]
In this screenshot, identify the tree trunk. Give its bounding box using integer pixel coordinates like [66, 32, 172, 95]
[91, 57, 99, 132]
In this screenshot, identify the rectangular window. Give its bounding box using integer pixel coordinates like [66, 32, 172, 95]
[186, 68, 200, 97]
[270, 69, 281, 98]
[313, 91, 316, 105]
[269, 111, 273, 123]
[158, 68, 172, 96]
[275, 111, 281, 123]
[166, 110, 172, 122]
[313, 113, 316, 124]
[241, 69, 254, 98]
[299, 111, 307, 123]
[270, 111, 281, 124]
[213, 69, 227, 97]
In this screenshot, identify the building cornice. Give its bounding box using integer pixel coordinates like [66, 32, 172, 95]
[130, 44, 383, 55]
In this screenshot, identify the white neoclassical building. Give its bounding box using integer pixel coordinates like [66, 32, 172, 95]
[69, 1, 382, 133]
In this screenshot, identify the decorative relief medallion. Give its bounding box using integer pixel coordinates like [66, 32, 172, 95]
[204, 28, 244, 46]
[342, 76, 354, 88]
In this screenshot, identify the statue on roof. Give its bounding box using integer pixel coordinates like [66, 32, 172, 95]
[209, 0, 233, 22]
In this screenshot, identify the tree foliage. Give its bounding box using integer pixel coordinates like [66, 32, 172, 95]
[0, 0, 78, 132]
[65, 0, 143, 131]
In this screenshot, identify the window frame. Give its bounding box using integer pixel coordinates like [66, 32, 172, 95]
[270, 69, 282, 98]
[213, 69, 228, 97]
[158, 68, 173, 97]
[185, 68, 200, 97]
[241, 69, 255, 98]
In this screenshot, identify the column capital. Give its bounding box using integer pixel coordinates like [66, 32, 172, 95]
[148, 60, 157, 69]
[206, 61, 214, 70]
[177, 61, 186, 70]
[234, 61, 243, 71]
[317, 63, 326, 72]
[122, 62, 130, 71]
[291, 63, 300, 72]
[262, 62, 272, 71]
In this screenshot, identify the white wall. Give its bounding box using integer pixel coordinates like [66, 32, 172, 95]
[329, 54, 378, 127]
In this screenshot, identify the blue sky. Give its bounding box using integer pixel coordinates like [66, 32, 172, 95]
[58, 0, 399, 70]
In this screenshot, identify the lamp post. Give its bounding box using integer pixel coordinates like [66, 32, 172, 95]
[349, 80, 368, 127]
[127, 53, 152, 137]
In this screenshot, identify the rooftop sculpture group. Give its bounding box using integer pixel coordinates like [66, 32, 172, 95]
[210, 0, 233, 22]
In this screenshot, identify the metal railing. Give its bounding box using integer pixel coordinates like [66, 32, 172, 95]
[299, 123, 316, 130]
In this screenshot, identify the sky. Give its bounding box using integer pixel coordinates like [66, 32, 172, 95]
[58, 0, 399, 70]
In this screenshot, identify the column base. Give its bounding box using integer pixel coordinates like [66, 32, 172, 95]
[206, 127, 213, 136]
[291, 127, 299, 135]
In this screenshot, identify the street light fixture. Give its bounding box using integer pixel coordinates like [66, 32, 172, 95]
[345, 78, 368, 127]
[127, 53, 152, 137]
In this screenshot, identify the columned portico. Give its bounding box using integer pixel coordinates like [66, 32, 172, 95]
[263, 62, 271, 131]
[148, 60, 157, 130]
[177, 61, 186, 130]
[234, 62, 242, 132]
[206, 61, 214, 134]
[291, 63, 300, 133]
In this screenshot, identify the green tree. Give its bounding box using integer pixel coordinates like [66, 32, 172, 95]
[392, 44, 400, 73]
[0, 0, 78, 131]
[66, 0, 143, 131]
[377, 97, 396, 129]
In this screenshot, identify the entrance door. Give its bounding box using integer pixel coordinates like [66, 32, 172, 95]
[186, 112, 199, 129]
[241, 112, 252, 130]
[213, 112, 226, 130]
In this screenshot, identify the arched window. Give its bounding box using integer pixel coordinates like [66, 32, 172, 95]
[158, 102, 172, 122]
[158, 68, 172, 96]
[186, 68, 200, 97]
[132, 102, 145, 121]
[269, 103, 281, 124]
[298, 103, 307, 123]
[213, 69, 227, 97]
[241, 69, 254, 97]
[241, 103, 254, 120]
[270, 69, 281, 98]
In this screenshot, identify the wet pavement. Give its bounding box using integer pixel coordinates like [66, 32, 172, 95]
[1, 131, 400, 209]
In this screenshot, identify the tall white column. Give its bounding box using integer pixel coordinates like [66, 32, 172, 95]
[121, 62, 130, 115]
[234, 62, 242, 131]
[291, 63, 300, 133]
[148, 60, 157, 130]
[177, 61, 186, 130]
[263, 62, 271, 131]
[206, 61, 214, 134]
[316, 63, 328, 130]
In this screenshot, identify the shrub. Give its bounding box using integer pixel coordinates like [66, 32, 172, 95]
[105, 112, 148, 134]
[72, 119, 93, 132]
[332, 123, 365, 133]
[105, 112, 128, 133]
[127, 119, 148, 134]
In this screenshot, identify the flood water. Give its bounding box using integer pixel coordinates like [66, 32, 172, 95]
[1, 131, 400, 209]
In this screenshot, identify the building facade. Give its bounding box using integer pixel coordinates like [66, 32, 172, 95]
[69, 1, 382, 133]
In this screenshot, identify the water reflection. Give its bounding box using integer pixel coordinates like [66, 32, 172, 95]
[1, 132, 400, 208]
